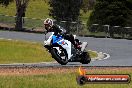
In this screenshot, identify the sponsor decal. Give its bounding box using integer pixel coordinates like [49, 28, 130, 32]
[76, 66, 131, 85]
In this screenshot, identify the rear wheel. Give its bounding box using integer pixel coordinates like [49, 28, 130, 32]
[50, 48, 68, 65]
[81, 52, 91, 64]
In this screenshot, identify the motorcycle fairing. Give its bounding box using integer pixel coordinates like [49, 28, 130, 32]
[52, 35, 63, 44]
[52, 35, 72, 60]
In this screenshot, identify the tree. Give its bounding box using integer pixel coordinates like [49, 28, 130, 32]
[49, 0, 82, 33]
[49, 0, 82, 21]
[15, 0, 29, 31]
[0, 0, 29, 31]
[81, 0, 96, 13]
[126, 0, 132, 10]
[88, 0, 132, 31]
[0, 0, 12, 6]
[126, 0, 132, 26]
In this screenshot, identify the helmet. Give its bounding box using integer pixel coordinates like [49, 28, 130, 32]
[44, 18, 53, 27]
[44, 18, 53, 31]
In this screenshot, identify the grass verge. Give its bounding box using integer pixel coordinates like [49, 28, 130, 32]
[0, 39, 97, 64]
[0, 39, 53, 63]
[88, 50, 98, 59]
[0, 67, 131, 88]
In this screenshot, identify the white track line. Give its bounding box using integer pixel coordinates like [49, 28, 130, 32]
[103, 53, 110, 60]
[0, 38, 4, 40]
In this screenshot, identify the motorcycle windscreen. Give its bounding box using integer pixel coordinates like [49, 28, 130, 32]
[45, 32, 54, 41]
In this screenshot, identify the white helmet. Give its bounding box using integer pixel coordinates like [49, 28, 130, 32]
[44, 18, 53, 27]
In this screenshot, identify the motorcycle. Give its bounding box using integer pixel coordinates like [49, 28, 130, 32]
[44, 32, 91, 65]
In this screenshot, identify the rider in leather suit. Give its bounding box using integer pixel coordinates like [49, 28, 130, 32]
[43, 18, 81, 48]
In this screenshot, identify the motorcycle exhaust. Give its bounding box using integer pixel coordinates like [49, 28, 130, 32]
[81, 42, 88, 52]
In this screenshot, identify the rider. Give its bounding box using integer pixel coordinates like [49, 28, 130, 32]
[43, 18, 81, 49]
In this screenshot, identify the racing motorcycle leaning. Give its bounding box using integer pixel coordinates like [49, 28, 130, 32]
[44, 32, 91, 65]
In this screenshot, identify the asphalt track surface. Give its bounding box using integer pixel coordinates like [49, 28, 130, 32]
[0, 31, 132, 66]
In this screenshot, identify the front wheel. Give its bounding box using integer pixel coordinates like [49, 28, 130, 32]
[80, 52, 91, 64]
[50, 48, 68, 65]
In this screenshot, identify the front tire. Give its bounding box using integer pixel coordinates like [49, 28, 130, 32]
[50, 48, 68, 65]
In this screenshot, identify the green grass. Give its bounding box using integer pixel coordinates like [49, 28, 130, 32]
[88, 50, 98, 58]
[26, 0, 50, 19]
[0, 68, 131, 88]
[80, 10, 92, 23]
[0, 2, 16, 16]
[0, 0, 50, 28]
[23, 18, 44, 28]
[0, 39, 53, 63]
[0, 39, 97, 64]
[0, 0, 50, 19]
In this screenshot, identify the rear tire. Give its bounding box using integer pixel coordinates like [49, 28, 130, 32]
[50, 48, 68, 65]
[81, 52, 91, 64]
